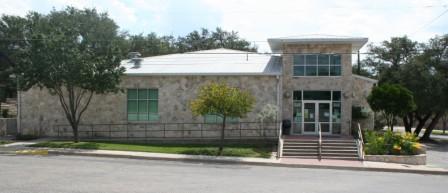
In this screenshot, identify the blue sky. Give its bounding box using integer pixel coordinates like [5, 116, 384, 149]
[1, 0, 447, 52]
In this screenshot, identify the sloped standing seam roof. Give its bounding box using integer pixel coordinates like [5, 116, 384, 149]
[122, 48, 282, 76]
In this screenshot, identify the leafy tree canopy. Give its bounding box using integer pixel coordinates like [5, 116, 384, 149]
[16, 7, 125, 142]
[367, 84, 416, 131]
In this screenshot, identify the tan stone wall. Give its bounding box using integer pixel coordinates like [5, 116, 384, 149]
[352, 75, 377, 130]
[20, 75, 280, 136]
[280, 43, 353, 135]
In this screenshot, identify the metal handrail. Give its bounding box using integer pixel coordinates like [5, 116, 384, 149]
[318, 123, 322, 160]
[357, 123, 364, 160]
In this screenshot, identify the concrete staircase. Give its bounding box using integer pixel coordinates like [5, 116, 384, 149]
[282, 137, 359, 160]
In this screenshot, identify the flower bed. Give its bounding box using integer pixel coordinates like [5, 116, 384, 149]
[364, 130, 426, 165]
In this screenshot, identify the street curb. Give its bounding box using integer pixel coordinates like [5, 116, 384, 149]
[47, 150, 448, 176]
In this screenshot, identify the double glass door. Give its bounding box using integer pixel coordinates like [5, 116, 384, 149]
[301, 101, 331, 135]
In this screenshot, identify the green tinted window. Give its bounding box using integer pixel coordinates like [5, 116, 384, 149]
[127, 88, 159, 121]
[293, 55, 305, 65]
[303, 91, 332, 100]
[149, 89, 158, 100]
[293, 91, 302, 100]
[127, 89, 138, 100]
[305, 66, 317, 76]
[293, 54, 341, 77]
[306, 55, 317, 65]
[330, 66, 341, 76]
[293, 65, 305, 76]
[318, 66, 330, 76]
[127, 101, 138, 113]
[331, 55, 341, 65]
[332, 91, 341, 101]
[318, 55, 329, 65]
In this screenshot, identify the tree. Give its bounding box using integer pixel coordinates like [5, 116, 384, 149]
[418, 35, 448, 140]
[17, 7, 125, 142]
[0, 15, 29, 104]
[367, 84, 416, 131]
[190, 83, 255, 155]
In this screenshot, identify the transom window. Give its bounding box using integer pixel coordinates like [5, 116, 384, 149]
[293, 54, 341, 76]
[127, 89, 159, 121]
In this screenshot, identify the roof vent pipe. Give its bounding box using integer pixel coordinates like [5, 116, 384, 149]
[128, 52, 142, 68]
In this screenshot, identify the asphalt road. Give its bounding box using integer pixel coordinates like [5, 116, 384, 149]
[0, 155, 446, 193]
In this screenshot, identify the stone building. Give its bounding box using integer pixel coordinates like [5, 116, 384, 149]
[20, 35, 376, 139]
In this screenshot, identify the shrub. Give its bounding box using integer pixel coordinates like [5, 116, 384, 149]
[15, 134, 39, 141]
[2, 109, 9, 118]
[364, 131, 420, 155]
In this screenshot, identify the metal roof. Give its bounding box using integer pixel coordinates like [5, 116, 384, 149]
[123, 48, 282, 76]
[268, 34, 368, 53]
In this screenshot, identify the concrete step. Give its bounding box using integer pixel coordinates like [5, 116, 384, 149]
[283, 149, 318, 153]
[320, 153, 358, 157]
[281, 155, 319, 159]
[283, 146, 318, 150]
[321, 146, 357, 149]
[283, 152, 318, 156]
[322, 156, 359, 160]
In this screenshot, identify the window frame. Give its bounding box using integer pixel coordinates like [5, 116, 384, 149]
[292, 54, 342, 77]
[127, 88, 159, 122]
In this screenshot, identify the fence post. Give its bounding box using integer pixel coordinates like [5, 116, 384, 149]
[109, 124, 112, 140]
[126, 124, 129, 141]
[91, 124, 94, 139]
[145, 123, 148, 139]
[57, 126, 60, 138]
[200, 123, 203, 138]
[239, 122, 242, 139]
[181, 123, 184, 139]
[163, 123, 166, 138]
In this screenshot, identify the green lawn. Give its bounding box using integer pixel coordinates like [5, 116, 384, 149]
[0, 140, 12, 145]
[30, 141, 274, 158]
[432, 130, 448, 136]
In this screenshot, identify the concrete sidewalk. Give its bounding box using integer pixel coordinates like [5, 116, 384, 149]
[2, 141, 447, 175]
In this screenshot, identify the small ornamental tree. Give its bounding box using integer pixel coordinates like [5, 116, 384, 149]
[367, 84, 416, 131]
[18, 7, 125, 142]
[190, 83, 255, 155]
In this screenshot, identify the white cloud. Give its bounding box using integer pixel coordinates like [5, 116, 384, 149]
[0, 0, 170, 33]
[202, 0, 448, 52]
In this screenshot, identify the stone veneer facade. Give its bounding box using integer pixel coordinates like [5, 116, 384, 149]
[352, 75, 377, 130]
[280, 43, 354, 135]
[20, 75, 280, 136]
[19, 43, 377, 138]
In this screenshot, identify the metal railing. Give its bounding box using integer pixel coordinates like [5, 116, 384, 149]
[356, 123, 365, 160]
[54, 122, 280, 141]
[318, 123, 322, 160]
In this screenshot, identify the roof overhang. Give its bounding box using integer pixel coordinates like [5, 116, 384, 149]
[268, 36, 368, 53]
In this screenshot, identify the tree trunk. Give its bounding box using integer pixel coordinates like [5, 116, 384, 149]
[402, 113, 414, 133]
[72, 123, 79, 143]
[442, 114, 447, 134]
[218, 116, 226, 155]
[414, 113, 431, 136]
[421, 112, 443, 140]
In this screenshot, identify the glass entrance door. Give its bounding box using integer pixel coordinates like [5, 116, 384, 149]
[318, 103, 331, 134]
[303, 102, 316, 134]
[301, 101, 332, 135]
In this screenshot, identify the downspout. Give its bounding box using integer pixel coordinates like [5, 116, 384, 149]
[276, 74, 283, 158]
